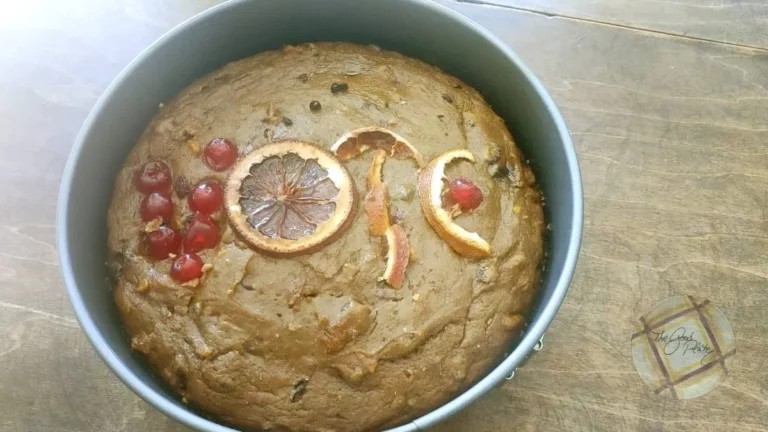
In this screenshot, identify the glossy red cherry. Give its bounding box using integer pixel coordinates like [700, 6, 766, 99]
[145, 226, 181, 260]
[135, 161, 172, 193]
[140, 192, 174, 222]
[189, 180, 224, 215]
[203, 138, 238, 171]
[170, 253, 204, 282]
[448, 177, 483, 211]
[183, 212, 221, 252]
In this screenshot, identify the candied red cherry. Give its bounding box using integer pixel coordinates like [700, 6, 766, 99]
[170, 253, 204, 282]
[448, 177, 483, 211]
[189, 180, 224, 215]
[135, 161, 172, 193]
[203, 138, 238, 171]
[140, 192, 174, 222]
[145, 226, 181, 260]
[183, 212, 221, 252]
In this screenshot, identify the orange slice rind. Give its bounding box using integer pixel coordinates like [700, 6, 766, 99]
[225, 140, 356, 255]
[330, 126, 425, 168]
[417, 149, 491, 258]
[365, 150, 391, 236]
[381, 224, 410, 288]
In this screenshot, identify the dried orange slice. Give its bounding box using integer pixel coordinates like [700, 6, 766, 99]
[364, 150, 391, 236]
[381, 224, 410, 288]
[225, 140, 356, 255]
[418, 150, 491, 258]
[330, 127, 425, 168]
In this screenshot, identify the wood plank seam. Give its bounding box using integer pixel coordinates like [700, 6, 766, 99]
[453, 0, 768, 53]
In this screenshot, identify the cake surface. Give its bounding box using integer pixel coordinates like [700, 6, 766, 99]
[107, 42, 544, 432]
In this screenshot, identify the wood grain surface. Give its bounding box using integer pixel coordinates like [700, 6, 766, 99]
[461, 0, 768, 49]
[1, 0, 767, 431]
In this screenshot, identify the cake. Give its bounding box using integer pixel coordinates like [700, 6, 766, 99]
[107, 42, 544, 432]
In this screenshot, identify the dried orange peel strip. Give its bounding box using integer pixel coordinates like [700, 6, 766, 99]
[417, 149, 491, 258]
[332, 128, 421, 236]
[367, 148, 386, 188]
[381, 224, 410, 288]
[331, 128, 420, 282]
[330, 127, 425, 168]
[364, 150, 391, 236]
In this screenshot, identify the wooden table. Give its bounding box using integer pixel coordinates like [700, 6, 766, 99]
[2, 0, 766, 430]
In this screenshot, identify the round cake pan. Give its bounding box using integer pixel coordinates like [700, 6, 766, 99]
[56, 0, 583, 430]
